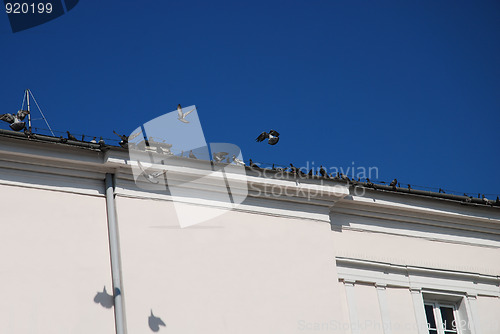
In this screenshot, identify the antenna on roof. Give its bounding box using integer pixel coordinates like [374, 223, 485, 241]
[25, 89, 31, 131]
[21, 89, 55, 136]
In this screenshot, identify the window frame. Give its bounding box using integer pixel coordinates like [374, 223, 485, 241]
[424, 300, 461, 334]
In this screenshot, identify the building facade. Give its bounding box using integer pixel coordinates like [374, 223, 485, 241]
[0, 130, 499, 334]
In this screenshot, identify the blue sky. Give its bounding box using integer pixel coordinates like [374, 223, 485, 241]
[1, 0, 499, 197]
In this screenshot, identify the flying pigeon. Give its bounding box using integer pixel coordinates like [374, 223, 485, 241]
[231, 155, 245, 166]
[389, 178, 397, 187]
[113, 130, 129, 149]
[0, 109, 29, 131]
[137, 161, 167, 184]
[189, 150, 197, 159]
[213, 152, 228, 163]
[148, 309, 166, 332]
[177, 104, 195, 123]
[256, 130, 280, 145]
[67, 131, 78, 141]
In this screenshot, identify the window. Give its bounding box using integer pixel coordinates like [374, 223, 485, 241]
[424, 301, 461, 334]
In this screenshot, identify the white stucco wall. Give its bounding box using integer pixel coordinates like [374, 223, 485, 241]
[115, 195, 344, 333]
[0, 183, 115, 334]
[476, 296, 500, 334]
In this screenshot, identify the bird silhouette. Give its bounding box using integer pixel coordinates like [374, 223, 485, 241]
[90, 137, 97, 143]
[289, 163, 298, 174]
[137, 161, 167, 184]
[148, 309, 166, 332]
[189, 150, 197, 159]
[256, 130, 280, 145]
[389, 179, 397, 187]
[0, 109, 29, 131]
[177, 104, 195, 123]
[93, 286, 114, 309]
[308, 169, 313, 177]
[67, 131, 78, 141]
[408, 184, 412, 190]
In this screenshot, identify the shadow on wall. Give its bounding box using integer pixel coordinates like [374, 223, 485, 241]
[94, 286, 114, 309]
[148, 309, 166, 332]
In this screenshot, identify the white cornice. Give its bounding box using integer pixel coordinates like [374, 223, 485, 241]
[336, 257, 500, 297]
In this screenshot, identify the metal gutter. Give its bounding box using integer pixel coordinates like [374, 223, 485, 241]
[0, 129, 497, 208]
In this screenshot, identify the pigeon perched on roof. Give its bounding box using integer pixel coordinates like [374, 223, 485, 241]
[67, 131, 78, 141]
[319, 166, 326, 178]
[249, 159, 259, 168]
[213, 152, 229, 163]
[366, 178, 374, 188]
[256, 130, 280, 145]
[289, 163, 297, 174]
[482, 194, 490, 205]
[113, 131, 129, 149]
[98, 137, 106, 147]
[389, 179, 397, 187]
[0, 110, 29, 131]
[90, 137, 97, 143]
[137, 161, 167, 184]
[231, 155, 245, 166]
[340, 173, 349, 181]
[177, 104, 195, 123]
[189, 150, 197, 159]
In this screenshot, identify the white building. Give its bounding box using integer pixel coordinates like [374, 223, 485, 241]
[0, 129, 499, 334]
